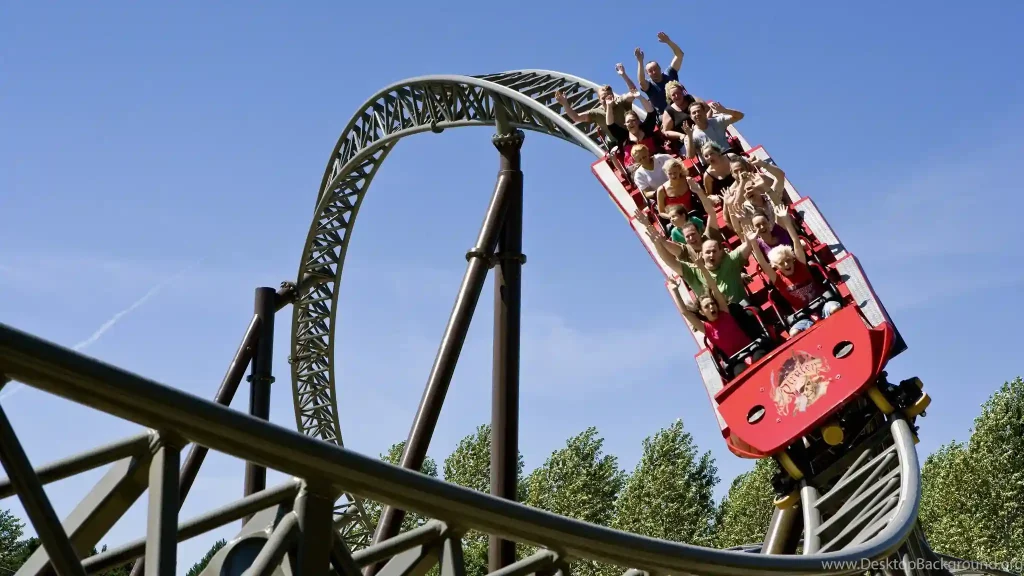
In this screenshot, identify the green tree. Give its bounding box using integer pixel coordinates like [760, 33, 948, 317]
[524, 427, 626, 576]
[3, 533, 130, 576]
[917, 376, 1024, 567]
[919, 441, 984, 560]
[0, 509, 26, 572]
[614, 419, 719, 547]
[363, 441, 439, 533]
[186, 539, 227, 576]
[442, 424, 527, 576]
[713, 458, 777, 548]
[959, 376, 1024, 563]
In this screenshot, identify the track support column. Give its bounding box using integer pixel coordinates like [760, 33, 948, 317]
[369, 138, 516, 565]
[490, 128, 525, 573]
[244, 287, 277, 523]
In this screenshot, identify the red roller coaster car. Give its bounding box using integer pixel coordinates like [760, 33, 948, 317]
[590, 116, 930, 492]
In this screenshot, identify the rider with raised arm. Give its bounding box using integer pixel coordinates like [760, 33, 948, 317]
[554, 85, 637, 148]
[643, 221, 762, 336]
[686, 100, 745, 161]
[634, 32, 684, 115]
[689, 259, 766, 376]
[748, 209, 842, 334]
[724, 156, 787, 234]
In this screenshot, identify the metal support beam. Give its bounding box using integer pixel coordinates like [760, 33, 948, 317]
[17, 452, 151, 575]
[800, 482, 822, 555]
[129, 314, 260, 576]
[145, 439, 181, 576]
[761, 505, 800, 555]
[370, 154, 515, 559]
[81, 483, 300, 574]
[247, 511, 298, 576]
[0, 432, 149, 499]
[489, 127, 525, 573]
[0, 374, 87, 576]
[295, 485, 336, 576]
[245, 287, 277, 523]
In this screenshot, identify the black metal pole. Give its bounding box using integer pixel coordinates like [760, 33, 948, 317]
[489, 129, 524, 573]
[244, 287, 276, 523]
[368, 151, 515, 570]
[127, 315, 261, 576]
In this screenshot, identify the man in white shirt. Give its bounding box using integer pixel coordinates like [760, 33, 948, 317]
[629, 143, 673, 199]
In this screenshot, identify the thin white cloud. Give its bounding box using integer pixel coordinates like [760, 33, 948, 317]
[0, 259, 202, 402]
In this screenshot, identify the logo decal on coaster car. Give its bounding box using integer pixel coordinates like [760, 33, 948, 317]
[770, 350, 832, 416]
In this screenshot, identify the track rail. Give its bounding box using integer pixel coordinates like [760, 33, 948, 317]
[0, 322, 925, 575]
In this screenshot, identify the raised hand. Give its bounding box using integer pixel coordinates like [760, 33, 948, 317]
[634, 47, 644, 61]
[615, 63, 626, 75]
[657, 31, 671, 44]
[554, 90, 567, 103]
[685, 244, 699, 263]
[708, 101, 725, 114]
[746, 230, 760, 244]
[774, 204, 791, 221]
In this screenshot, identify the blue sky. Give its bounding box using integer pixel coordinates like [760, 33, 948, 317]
[2, 1, 1023, 573]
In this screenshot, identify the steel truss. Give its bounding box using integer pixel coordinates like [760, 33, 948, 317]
[0, 322, 961, 576]
[290, 70, 613, 550]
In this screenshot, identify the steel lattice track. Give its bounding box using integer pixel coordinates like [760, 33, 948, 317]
[289, 70, 612, 548]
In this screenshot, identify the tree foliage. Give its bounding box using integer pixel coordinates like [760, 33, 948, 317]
[442, 424, 527, 576]
[363, 441, 439, 533]
[0, 509, 26, 572]
[525, 427, 626, 576]
[920, 376, 1024, 565]
[919, 441, 983, 559]
[713, 458, 777, 549]
[0, 530, 130, 576]
[614, 419, 718, 546]
[186, 539, 227, 576]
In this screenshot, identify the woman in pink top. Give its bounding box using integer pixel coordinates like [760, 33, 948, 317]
[687, 258, 761, 377]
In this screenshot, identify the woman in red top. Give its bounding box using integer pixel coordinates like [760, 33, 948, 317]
[655, 158, 700, 220]
[687, 258, 764, 377]
[748, 209, 843, 334]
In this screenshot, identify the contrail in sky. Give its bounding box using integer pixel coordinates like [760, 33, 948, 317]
[0, 259, 202, 402]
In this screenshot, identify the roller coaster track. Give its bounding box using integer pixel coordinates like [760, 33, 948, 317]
[0, 70, 1011, 575]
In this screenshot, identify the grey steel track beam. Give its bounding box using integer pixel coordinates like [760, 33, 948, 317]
[80, 482, 298, 573]
[0, 322, 929, 576]
[370, 140, 517, 556]
[245, 287, 277, 522]
[290, 71, 607, 471]
[0, 375, 87, 576]
[145, 440, 181, 575]
[0, 432, 149, 498]
[490, 126, 525, 572]
[129, 313, 261, 576]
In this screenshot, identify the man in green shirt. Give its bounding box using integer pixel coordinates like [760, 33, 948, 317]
[646, 226, 764, 339]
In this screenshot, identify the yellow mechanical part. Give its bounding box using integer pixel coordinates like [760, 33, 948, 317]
[821, 420, 844, 446]
[904, 392, 931, 418]
[774, 490, 799, 509]
[777, 452, 803, 481]
[867, 386, 895, 415]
